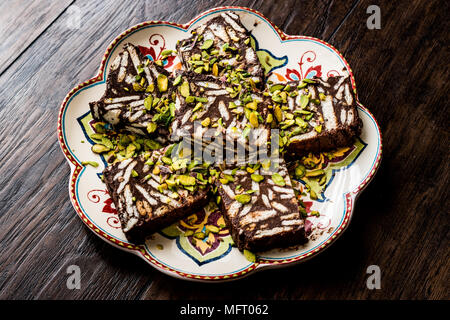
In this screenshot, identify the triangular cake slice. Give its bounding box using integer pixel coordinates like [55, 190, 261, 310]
[90, 43, 174, 137]
[214, 158, 306, 252]
[176, 11, 264, 88]
[268, 74, 362, 157]
[103, 144, 210, 243]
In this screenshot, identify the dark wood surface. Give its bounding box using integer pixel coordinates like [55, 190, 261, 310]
[0, 0, 448, 300]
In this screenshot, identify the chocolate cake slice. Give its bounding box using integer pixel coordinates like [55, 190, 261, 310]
[176, 11, 264, 87]
[215, 159, 306, 252]
[90, 43, 174, 137]
[268, 75, 362, 157]
[170, 72, 272, 166]
[103, 144, 210, 243]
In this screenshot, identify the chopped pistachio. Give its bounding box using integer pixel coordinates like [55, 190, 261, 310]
[310, 210, 320, 217]
[92, 144, 110, 154]
[133, 82, 144, 92]
[161, 156, 172, 165]
[262, 160, 271, 170]
[300, 95, 309, 109]
[272, 173, 285, 186]
[212, 62, 219, 76]
[185, 95, 195, 104]
[251, 174, 264, 183]
[144, 95, 153, 111]
[201, 117, 211, 127]
[179, 81, 190, 97]
[297, 82, 307, 89]
[302, 78, 316, 84]
[235, 194, 251, 204]
[157, 74, 168, 92]
[271, 94, 283, 103]
[146, 122, 157, 134]
[173, 75, 182, 86]
[146, 83, 155, 93]
[249, 111, 259, 127]
[269, 84, 285, 93]
[82, 161, 99, 168]
[192, 102, 203, 112]
[201, 39, 214, 50]
[161, 49, 173, 56]
[178, 175, 196, 186]
[145, 139, 162, 150]
[228, 101, 237, 109]
[274, 105, 283, 122]
[246, 100, 258, 110]
[89, 133, 103, 141]
[195, 96, 208, 103]
[194, 66, 204, 73]
[125, 144, 136, 158]
[101, 137, 114, 149]
[243, 249, 256, 262]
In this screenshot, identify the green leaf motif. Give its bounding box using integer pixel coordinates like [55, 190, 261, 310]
[159, 206, 235, 266]
[291, 137, 367, 201]
[250, 36, 287, 75]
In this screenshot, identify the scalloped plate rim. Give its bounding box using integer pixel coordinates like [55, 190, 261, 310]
[57, 6, 382, 282]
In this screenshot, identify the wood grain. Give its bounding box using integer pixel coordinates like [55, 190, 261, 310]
[0, 0, 447, 300]
[0, 0, 74, 76]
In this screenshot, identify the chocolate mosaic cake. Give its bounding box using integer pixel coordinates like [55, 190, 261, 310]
[103, 145, 210, 243]
[89, 43, 174, 137]
[176, 11, 264, 86]
[215, 159, 306, 251]
[170, 71, 272, 166]
[267, 75, 362, 157]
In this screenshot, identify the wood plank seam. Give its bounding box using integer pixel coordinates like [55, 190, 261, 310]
[0, 0, 76, 78]
[326, 0, 361, 42]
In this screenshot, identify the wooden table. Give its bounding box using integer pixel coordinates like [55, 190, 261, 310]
[0, 0, 447, 300]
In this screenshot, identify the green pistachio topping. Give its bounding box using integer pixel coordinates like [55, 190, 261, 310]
[201, 39, 214, 50]
[235, 194, 251, 204]
[157, 74, 168, 92]
[272, 173, 286, 186]
[82, 161, 99, 168]
[251, 174, 264, 183]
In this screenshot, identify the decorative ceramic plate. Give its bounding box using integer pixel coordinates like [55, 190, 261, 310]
[58, 6, 382, 282]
